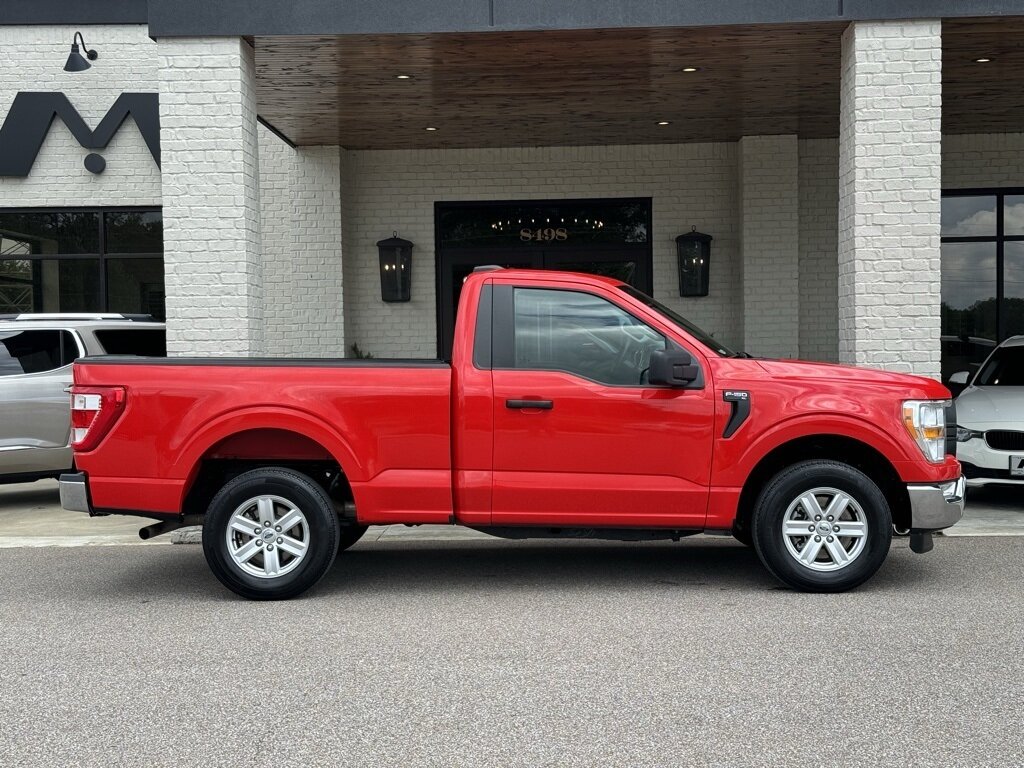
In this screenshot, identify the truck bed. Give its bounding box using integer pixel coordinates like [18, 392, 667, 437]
[72, 356, 454, 522]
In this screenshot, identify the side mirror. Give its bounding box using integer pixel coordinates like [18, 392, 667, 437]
[949, 371, 970, 385]
[649, 348, 700, 387]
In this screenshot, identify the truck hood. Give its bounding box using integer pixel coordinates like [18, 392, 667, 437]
[956, 386, 1024, 428]
[753, 358, 945, 392]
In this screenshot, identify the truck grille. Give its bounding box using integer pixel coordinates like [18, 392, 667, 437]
[986, 430, 1024, 451]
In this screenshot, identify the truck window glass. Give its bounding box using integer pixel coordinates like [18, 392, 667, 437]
[618, 285, 735, 357]
[512, 288, 665, 385]
[0, 330, 78, 376]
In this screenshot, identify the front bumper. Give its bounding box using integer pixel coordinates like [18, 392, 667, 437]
[59, 472, 92, 514]
[906, 475, 965, 531]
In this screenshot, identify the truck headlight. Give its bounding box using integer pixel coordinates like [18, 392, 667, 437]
[903, 400, 950, 463]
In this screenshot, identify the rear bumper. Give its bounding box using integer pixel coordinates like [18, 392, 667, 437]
[907, 475, 965, 531]
[59, 472, 92, 514]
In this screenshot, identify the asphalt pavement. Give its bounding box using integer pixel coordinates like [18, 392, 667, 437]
[1, 534, 1023, 767]
[1, 479, 1022, 766]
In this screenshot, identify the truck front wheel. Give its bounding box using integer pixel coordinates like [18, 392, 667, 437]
[751, 460, 892, 592]
[202, 467, 340, 600]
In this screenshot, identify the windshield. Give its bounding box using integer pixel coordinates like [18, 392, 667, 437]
[974, 344, 1024, 386]
[618, 285, 737, 357]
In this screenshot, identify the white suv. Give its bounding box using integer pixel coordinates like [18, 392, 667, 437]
[0, 314, 165, 483]
[950, 335, 1024, 487]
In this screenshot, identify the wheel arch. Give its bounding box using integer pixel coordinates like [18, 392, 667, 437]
[173, 409, 365, 516]
[733, 434, 911, 539]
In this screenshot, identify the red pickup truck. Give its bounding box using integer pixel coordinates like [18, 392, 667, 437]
[60, 268, 964, 599]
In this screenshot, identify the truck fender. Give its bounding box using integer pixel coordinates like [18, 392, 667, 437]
[171, 406, 365, 487]
[723, 412, 910, 485]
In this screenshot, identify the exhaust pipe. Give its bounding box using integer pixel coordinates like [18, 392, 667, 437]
[139, 514, 204, 541]
[139, 520, 180, 540]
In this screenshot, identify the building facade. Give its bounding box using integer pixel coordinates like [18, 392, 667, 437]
[1, 1, 1023, 382]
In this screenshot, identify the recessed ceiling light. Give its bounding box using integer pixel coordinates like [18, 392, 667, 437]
[682, 67, 700, 73]
[396, 74, 412, 79]
[975, 57, 992, 63]
[657, 121, 671, 126]
[425, 126, 438, 131]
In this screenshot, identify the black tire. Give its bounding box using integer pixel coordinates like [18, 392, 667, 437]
[751, 460, 892, 593]
[338, 524, 368, 552]
[203, 467, 340, 600]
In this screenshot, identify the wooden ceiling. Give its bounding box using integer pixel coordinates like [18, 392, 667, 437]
[253, 18, 1024, 149]
[944, 17, 1024, 135]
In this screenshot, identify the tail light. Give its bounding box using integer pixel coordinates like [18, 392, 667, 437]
[70, 386, 126, 451]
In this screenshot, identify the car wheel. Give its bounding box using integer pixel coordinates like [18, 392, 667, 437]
[338, 524, 368, 552]
[203, 467, 340, 600]
[751, 460, 892, 592]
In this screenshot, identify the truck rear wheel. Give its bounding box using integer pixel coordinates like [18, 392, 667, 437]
[751, 460, 892, 592]
[202, 467, 340, 600]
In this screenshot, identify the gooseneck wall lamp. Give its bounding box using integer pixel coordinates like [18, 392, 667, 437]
[64, 31, 98, 72]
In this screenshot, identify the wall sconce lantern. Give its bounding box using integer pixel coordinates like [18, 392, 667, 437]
[377, 232, 413, 302]
[675, 227, 712, 297]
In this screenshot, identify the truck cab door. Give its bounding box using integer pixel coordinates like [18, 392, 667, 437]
[487, 283, 715, 528]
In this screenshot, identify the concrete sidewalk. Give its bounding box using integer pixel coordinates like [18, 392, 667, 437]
[0, 478, 1020, 546]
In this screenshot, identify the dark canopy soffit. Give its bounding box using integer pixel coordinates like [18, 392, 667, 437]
[0, 0, 147, 25]
[147, 0, 1024, 37]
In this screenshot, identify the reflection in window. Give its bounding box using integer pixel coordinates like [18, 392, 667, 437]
[0, 258, 101, 314]
[104, 211, 163, 254]
[0, 209, 162, 317]
[941, 196, 996, 237]
[513, 288, 665, 386]
[106, 258, 166, 320]
[941, 192, 1024, 382]
[941, 242, 997, 382]
[1005, 196, 1024, 237]
[0, 211, 99, 254]
[1004, 242, 1024, 339]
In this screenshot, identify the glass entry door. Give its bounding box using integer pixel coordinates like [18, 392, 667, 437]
[435, 198, 653, 360]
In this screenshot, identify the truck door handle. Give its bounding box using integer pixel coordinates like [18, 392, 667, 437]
[506, 399, 553, 410]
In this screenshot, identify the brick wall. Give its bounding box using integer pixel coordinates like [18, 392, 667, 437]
[799, 138, 840, 362]
[838, 19, 943, 379]
[341, 143, 740, 359]
[158, 37, 264, 356]
[944, 133, 1024, 188]
[739, 135, 800, 359]
[260, 131, 345, 356]
[0, 25, 160, 207]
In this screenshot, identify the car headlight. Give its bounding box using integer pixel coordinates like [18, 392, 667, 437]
[902, 400, 950, 463]
[956, 426, 983, 443]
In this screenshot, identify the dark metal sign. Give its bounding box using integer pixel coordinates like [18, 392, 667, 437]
[0, 92, 159, 176]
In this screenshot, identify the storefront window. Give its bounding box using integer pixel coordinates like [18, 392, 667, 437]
[941, 191, 1024, 382]
[0, 209, 163, 319]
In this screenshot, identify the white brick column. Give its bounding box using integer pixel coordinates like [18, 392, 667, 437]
[158, 37, 263, 356]
[739, 134, 800, 358]
[838, 20, 942, 378]
[261, 138, 345, 356]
